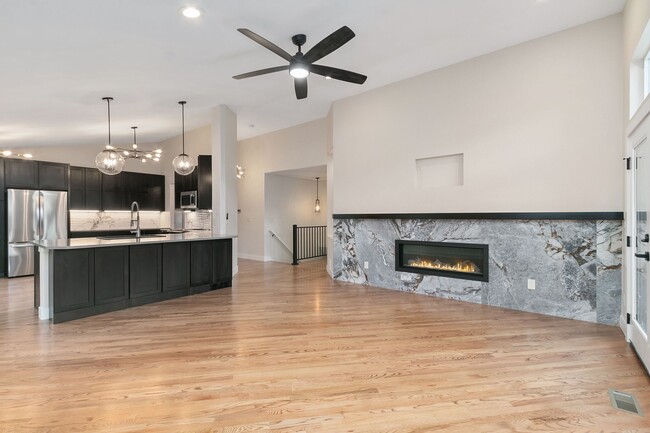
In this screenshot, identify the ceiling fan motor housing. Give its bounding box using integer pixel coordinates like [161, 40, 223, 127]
[291, 34, 307, 48]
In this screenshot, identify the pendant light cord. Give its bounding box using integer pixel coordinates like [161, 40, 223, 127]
[179, 101, 187, 154]
[107, 98, 111, 146]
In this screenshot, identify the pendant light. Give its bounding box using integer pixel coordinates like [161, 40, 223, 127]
[314, 177, 321, 213]
[172, 100, 196, 176]
[95, 97, 125, 175]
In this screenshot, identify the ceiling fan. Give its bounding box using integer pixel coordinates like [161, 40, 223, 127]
[233, 26, 367, 100]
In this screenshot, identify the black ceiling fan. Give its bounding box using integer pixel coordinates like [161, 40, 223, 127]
[233, 26, 367, 100]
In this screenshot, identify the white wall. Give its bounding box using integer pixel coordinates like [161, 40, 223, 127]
[238, 119, 328, 260]
[211, 105, 239, 272]
[265, 174, 327, 263]
[332, 15, 624, 214]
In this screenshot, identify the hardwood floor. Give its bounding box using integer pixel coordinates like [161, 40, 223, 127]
[0, 258, 648, 432]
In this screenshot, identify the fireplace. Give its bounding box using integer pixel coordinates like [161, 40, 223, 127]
[395, 240, 489, 282]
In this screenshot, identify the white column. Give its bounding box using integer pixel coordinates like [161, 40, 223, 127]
[211, 105, 238, 274]
[38, 247, 52, 320]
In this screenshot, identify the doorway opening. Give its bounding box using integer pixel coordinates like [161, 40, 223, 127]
[264, 165, 327, 267]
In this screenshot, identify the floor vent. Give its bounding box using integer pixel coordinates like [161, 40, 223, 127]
[609, 389, 643, 416]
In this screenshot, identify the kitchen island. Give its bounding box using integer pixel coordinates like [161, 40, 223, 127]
[33, 232, 236, 323]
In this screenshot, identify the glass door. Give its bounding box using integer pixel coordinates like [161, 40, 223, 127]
[632, 137, 650, 370]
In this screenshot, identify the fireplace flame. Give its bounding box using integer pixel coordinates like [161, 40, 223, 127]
[407, 257, 480, 274]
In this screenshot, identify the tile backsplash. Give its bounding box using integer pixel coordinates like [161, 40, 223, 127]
[70, 211, 170, 232]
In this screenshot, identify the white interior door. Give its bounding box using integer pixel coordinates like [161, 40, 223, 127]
[631, 137, 650, 370]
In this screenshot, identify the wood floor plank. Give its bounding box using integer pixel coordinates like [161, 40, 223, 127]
[0, 258, 648, 432]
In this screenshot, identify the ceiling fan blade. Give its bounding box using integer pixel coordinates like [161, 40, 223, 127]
[310, 64, 367, 84]
[233, 65, 289, 80]
[238, 28, 294, 62]
[294, 78, 308, 99]
[304, 26, 356, 63]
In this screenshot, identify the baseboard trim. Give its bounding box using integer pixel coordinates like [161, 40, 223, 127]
[238, 253, 270, 262]
[38, 306, 51, 321]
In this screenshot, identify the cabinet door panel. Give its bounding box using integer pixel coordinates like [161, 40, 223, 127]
[53, 249, 94, 312]
[197, 155, 212, 209]
[5, 159, 38, 188]
[152, 175, 165, 211]
[102, 173, 126, 210]
[69, 167, 85, 209]
[85, 168, 102, 210]
[38, 162, 69, 190]
[162, 243, 190, 292]
[213, 239, 232, 284]
[130, 244, 162, 298]
[191, 241, 212, 287]
[94, 247, 129, 305]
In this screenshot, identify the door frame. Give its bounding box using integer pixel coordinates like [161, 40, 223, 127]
[625, 95, 650, 371]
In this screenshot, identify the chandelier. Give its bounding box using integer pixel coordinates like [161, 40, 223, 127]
[95, 97, 162, 175]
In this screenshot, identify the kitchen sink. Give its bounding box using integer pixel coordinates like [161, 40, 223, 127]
[96, 234, 167, 240]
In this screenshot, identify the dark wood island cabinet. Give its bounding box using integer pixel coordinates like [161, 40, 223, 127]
[34, 235, 234, 323]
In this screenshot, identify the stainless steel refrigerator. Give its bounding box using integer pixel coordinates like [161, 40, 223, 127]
[7, 189, 68, 277]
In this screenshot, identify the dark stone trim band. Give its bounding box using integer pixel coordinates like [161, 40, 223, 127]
[333, 212, 624, 221]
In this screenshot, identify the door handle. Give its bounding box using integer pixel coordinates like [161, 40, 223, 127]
[9, 242, 33, 248]
[635, 252, 650, 261]
[642, 234, 649, 243]
[39, 192, 45, 240]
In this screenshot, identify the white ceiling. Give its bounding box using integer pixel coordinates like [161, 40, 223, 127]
[0, 0, 625, 150]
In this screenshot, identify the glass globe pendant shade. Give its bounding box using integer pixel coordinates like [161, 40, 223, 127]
[172, 153, 196, 176]
[95, 149, 125, 175]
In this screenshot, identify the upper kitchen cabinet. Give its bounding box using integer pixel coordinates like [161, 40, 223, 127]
[70, 167, 102, 210]
[100, 171, 164, 211]
[124, 172, 165, 211]
[5, 159, 38, 188]
[4, 159, 69, 190]
[70, 166, 164, 211]
[38, 162, 69, 190]
[101, 171, 127, 210]
[174, 155, 211, 209]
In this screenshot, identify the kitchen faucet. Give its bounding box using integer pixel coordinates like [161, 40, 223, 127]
[130, 201, 141, 238]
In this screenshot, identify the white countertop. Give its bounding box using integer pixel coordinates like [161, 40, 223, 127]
[33, 232, 237, 250]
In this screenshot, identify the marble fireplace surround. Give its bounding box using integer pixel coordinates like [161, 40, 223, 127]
[333, 213, 623, 326]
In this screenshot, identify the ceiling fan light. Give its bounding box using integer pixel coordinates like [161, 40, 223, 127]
[180, 6, 201, 18]
[290, 64, 309, 79]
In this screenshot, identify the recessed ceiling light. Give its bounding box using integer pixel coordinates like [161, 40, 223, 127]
[180, 6, 201, 18]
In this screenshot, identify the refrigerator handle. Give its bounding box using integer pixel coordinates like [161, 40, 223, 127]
[38, 191, 44, 240]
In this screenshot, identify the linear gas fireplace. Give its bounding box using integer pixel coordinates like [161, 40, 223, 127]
[395, 240, 489, 282]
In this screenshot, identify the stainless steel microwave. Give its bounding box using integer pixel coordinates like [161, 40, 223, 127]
[180, 191, 197, 209]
